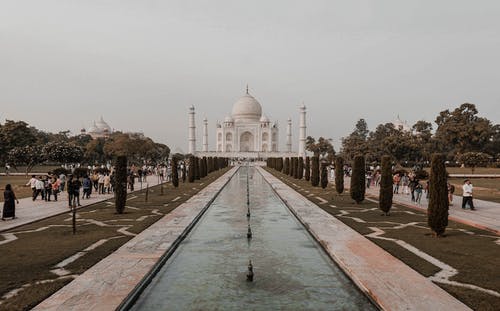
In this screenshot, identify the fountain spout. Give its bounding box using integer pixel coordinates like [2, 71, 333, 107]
[247, 260, 254, 282]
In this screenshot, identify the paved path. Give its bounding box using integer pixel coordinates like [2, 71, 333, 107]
[260, 167, 471, 311]
[33, 167, 238, 311]
[1, 176, 162, 232]
[363, 184, 500, 234]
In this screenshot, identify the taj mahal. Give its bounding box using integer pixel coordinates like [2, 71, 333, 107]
[189, 87, 307, 159]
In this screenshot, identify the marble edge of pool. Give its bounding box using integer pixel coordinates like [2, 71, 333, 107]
[32, 167, 239, 311]
[256, 167, 471, 311]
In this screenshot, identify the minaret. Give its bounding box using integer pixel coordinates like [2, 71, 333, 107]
[298, 103, 307, 157]
[286, 118, 292, 152]
[202, 117, 208, 152]
[188, 105, 196, 154]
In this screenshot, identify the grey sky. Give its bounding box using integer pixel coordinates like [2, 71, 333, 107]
[1, 0, 499, 153]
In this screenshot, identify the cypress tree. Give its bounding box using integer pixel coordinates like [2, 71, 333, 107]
[320, 162, 328, 189]
[289, 157, 294, 177]
[277, 157, 283, 172]
[311, 156, 320, 187]
[428, 153, 449, 237]
[350, 155, 366, 203]
[294, 157, 300, 179]
[297, 157, 304, 179]
[335, 156, 344, 195]
[203, 157, 208, 177]
[284, 158, 290, 175]
[171, 158, 179, 187]
[304, 156, 310, 181]
[379, 155, 393, 215]
[182, 163, 186, 183]
[188, 156, 195, 183]
[195, 157, 200, 180]
[214, 156, 219, 170]
[114, 155, 127, 214]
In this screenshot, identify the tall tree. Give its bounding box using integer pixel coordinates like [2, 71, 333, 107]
[7, 145, 45, 175]
[456, 152, 491, 174]
[341, 119, 369, 161]
[379, 155, 393, 215]
[320, 162, 328, 189]
[434, 103, 493, 155]
[428, 154, 448, 237]
[297, 157, 304, 179]
[350, 155, 366, 203]
[171, 158, 179, 187]
[306, 136, 335, 161]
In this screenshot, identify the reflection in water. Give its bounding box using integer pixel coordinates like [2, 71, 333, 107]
[131, 167, 375, 310]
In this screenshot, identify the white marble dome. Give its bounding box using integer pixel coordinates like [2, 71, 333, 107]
[95, 117, 112, 132]
[231, 94, 262, 122]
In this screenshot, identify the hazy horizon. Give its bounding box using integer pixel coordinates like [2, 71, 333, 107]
[1, 0, 499, 153]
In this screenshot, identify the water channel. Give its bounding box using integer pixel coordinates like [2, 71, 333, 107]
[130, 166, 375, 310]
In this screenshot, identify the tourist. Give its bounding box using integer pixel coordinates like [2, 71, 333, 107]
[44, 176, 53, 201]
[67, 175, 74, 208]
[72, 176, 82, 207]
[462, 179, 475, 210]
[2, 184, 19, 220]
[447, 182, 455, 205]
[82, 175, 92, 199]
[51, 176, 60, 201]
[415, 180, 423, 204]
[91, 172, 99, 192]
[34, 176, 44, 201]
[374, 171, 381, 187]
[26, 175, 37, 200]
[128, 173, 135, 191]
[98, 173, 105, 194]
[5, 163, 10, 176]
[104, 173, 111, 193]
[401, 173, 409, 195]
[366, 172, 372, 188]
[59, 172, 66, 192]
[393, 173, 401, 194]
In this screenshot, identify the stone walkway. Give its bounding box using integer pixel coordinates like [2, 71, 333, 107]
[1, 176, 162, 233]
[363, 184, 500, 234]
[260, 167, 471, 311]
[33, 167, 238, 311]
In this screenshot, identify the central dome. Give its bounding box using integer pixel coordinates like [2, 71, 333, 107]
[231, 93, 262, 122]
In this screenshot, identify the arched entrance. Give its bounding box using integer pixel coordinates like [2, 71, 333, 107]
[239, 131, 254, 152]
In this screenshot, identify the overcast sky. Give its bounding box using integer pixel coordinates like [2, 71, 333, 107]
[1, 0, 499, 153]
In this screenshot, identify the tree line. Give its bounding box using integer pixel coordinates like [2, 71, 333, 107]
[0, 120, 170, 173]
[340, 103, 499, 167]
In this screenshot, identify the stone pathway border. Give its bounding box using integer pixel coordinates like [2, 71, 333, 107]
[1, 176, 161, 233]
[258, 167, 471, 311]
[33, 167, 238, 311]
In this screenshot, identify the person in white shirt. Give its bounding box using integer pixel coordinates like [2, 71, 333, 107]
[34, 177, 45, 201]
[462, 179, 475, 210]
[26, 175, 38, 200]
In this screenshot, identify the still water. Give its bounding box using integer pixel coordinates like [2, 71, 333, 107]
[131, 167, 375, 310]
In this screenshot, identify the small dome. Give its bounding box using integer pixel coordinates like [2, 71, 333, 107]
[232, 93, 262, 122]
[95, 117, 112, 133]
[88, 121, 99, 133]
[260, 114, 270, 122]
[393, 116, 411, 132]
[224, 115, 234, 123]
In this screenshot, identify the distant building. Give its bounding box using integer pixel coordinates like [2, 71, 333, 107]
[392, 115, 411, 132]
[80, 117, 113, 139]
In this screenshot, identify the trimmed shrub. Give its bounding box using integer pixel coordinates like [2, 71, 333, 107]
[114, 156, 127, 214]
[188, 156, 195, 183]
[277, 158, 283, 172]
[311, 156, 320, 187]
[290, 157, 295, 177]
[297, 157, 304, 179]
[171, 158, 179, 187]
[284, 158, 290, 175]
[195, 157, 200, 180]
[428, 153, 449, 237]
[182, 164, 186, 183]
[304, 156, 310, 181]
[334, 156, 344, 195]
[379, 155, 393, 215]
[52, 167, 69, 177]
[413, 169, 429, 180]
[72, 167, 89, 178]
[350, 155, 366, 203]
[214, 156, 219, 170]
[320, 162, 328, 189]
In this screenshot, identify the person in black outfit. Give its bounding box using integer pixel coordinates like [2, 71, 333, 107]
[2, 184, 19, 220]
[73, 176, 82, 207]
[67, 175, 74, 208]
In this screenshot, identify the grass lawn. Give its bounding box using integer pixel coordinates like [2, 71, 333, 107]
[266, 168, 500, 311]
[427, 167, 500, 175]
[0, 168, 230, 310]
[0, 165, 61, 174]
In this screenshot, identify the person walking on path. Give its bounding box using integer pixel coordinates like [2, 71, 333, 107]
[51, 176, 60, 201]
[82, 175, 92, 199]
[26, 175, 37, 200]
[401, 173, 409, 195]
[393, 173, 401, 194]
[414, 180, 423, 204]
[67, 175, 74, 208]
[73, 176, 82, 207]
[2, 184, 19, 220]
[104, 174, 111, 194]
[34, 176, 44, 201]
[462, 179, 475, 210]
